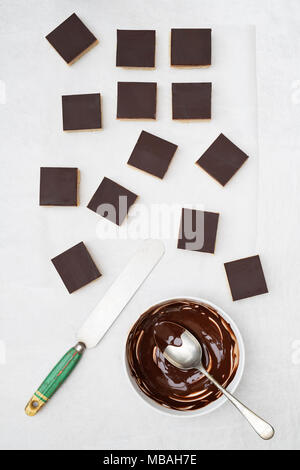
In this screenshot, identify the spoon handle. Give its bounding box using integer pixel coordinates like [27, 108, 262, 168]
[199, 367, 274, 440]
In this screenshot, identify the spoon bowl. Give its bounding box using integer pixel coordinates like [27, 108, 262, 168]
[165, 331, 202, 369]
[154, 321, 203, 370]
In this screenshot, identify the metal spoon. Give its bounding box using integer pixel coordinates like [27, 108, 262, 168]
[154, 321, 274, 440]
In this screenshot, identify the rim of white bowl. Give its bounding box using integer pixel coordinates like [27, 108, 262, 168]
[124, 296, 245, 418]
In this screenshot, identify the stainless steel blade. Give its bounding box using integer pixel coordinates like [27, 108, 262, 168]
[76, 239, 165, 348]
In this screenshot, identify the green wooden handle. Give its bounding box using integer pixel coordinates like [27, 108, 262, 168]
[25, 342, 85, 416]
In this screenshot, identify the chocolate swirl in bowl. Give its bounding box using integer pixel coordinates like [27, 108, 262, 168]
[126, 299, 240, 411]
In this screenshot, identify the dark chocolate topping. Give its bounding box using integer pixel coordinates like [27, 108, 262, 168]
[172, 82, 211, 120]
[39, 167, 78, 206]
[196, 133, 249, 186]
[126, 299, 239, 411]
[127, 130, 178, 179]
[62, 93, 101, 131]
[177, 208, 219, 254]
[117, 30, 155, 67]
[117, 82, 157, 119]
[51, 242, 101, 294]
[46, 13, 98, 64]
[87, 177, 138, 226]
[171, 29, 211, 66]
[224, 255, 268, 301]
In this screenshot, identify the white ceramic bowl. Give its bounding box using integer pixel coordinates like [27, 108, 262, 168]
[125, 296, 245, 417]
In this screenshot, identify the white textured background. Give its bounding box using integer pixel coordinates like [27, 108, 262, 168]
[0, 0, 300, 450]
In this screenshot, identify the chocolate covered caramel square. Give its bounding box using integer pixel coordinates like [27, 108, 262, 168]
[127, 131, 178, 179]
[117, 82, 157, 119]
[46, 13, 98, 65]
[224, 255, 268, 301]
[177, 208, 219, 254]
[171, 28, 211, 66]
[62, 93, 102, 131]
[172, 83, 211, 120]
[117, 30, 155, 67]
[87, 177, 138, 225]
[196, 133, 249, 186]
[39, 167, 78, 206]
[51, 242, 101, 293]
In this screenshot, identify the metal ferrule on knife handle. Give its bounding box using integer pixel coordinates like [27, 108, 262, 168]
[25, 342, 86, 416]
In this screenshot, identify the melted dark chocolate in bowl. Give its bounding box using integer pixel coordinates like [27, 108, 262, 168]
[126, 299, 240, 411]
